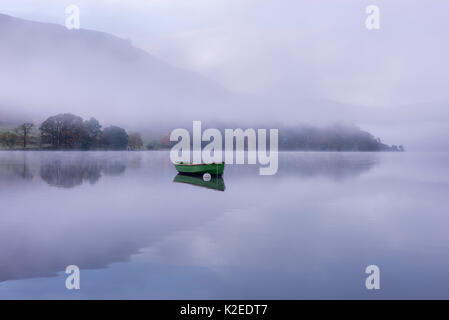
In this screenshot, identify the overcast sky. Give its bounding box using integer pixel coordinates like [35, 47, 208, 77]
[1, 0, 448, 107]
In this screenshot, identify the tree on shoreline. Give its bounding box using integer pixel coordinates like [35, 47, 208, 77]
[38, 113, 133, 150]
[0, 132, 19, 149]
[40, 113, 87, 149]
[84, 117, 102, 149]
[14, 123, 34, 148]
[128, 132, 143, 150]
[102, 126, 129, 150]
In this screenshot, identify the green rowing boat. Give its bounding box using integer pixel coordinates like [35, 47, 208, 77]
[174, 162, 225, 175]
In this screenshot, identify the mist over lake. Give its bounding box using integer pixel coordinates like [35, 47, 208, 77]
[1, 151, 448, 299]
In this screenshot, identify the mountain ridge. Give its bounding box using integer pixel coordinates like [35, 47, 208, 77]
[0, 12, 235, 125]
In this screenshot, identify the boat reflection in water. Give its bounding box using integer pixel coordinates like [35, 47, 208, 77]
[173, 173, 226, 191]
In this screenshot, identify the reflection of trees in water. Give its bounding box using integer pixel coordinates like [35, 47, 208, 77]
[281, 153, 380, 180]
[226, 152, 380, 181]
[40, 157, 127, 188]
[102, 161, 127, 176]
[19, 160, 33, 180]
[0, 153, 33, 180]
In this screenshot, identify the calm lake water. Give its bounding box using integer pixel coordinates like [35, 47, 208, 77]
[0, 151, 449, 299]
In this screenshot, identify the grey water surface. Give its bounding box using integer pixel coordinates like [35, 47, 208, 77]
[0, 151, 448, 299]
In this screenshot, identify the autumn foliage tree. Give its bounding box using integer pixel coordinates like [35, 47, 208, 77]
[35, 113, 137, 150]
[128, 132, 143, 150]
[40, 113, 88, 149]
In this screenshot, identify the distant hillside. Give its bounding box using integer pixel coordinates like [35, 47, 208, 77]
[0, 13, 233, 124]
[278, 124, 402, 151]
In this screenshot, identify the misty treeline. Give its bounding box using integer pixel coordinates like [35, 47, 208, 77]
[278, 124, 404, 151]
[159, 124, 404, 152]
[0, 115, 404, 152]
[0, 113, 144, 150]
